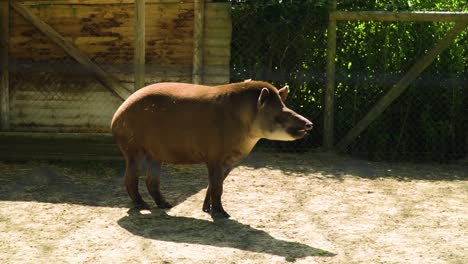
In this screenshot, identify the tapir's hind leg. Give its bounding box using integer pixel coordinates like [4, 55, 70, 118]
[145, 157, 173, 209]
[125, 155, 149, 209]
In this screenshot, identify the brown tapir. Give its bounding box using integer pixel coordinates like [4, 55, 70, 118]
[111, 80, 313, 218]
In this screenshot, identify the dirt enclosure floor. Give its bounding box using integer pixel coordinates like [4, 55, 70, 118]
[0, 152, 467, 263]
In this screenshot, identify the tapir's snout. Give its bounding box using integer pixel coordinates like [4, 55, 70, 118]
[283, 111, 313, 140]
[304, 121, 313, 131]
[295, 119, 313, 139]
[295, 113, 313, 131]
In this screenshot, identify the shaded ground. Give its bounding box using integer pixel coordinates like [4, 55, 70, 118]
[0, 152, 467, 263]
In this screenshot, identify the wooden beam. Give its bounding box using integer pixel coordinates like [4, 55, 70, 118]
[0, 132, 122, 161]
[192, 0, 205, 84]
[134, 0, 145, 90]
[323, 0, 337, 150]
[0, 132, 114, 141]
[18, 0, 192, 5]
[466, 125, 468, 161]
[336, 22, 468, 151]
[330, 11, 468, 22]
[0, 0, 10, 131]
[10, 2, 131, 100]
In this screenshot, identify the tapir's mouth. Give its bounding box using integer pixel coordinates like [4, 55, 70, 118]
[288, 126, 312, 139]
[296, 129, 310, 137]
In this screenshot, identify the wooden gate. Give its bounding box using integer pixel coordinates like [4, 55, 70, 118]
[322, 0, 468, 152]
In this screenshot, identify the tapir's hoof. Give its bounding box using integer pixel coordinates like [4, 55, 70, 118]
[134, 201, 150, 210]
[211, 209, 230, 219]
[202, 203, 211, 213]
[157, 201, 173, 209]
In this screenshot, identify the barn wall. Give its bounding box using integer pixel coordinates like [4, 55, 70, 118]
[203, 3, 231, 85]
[8, 0, 231, 132]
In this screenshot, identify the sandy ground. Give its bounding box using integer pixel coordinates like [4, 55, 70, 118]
[0, 152, 467, 264]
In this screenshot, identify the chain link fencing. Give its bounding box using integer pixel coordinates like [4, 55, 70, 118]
[7, 1, 467, 161]
[230, 1, 328, 154]
[229, 1, 467, 161]
[10, 60, 123, 133]
[9, 2, 133, 133]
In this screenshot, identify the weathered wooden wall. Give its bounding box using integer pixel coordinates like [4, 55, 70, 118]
[203, 2, 231, 85]
[8, 0, 231, 132]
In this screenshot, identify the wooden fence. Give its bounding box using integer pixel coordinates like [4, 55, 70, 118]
[0, 0, 231, 133]
[323, 0, 468, 152]
[0, 0, 466, 159]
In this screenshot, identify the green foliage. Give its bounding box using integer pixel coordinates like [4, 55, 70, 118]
[230, 1, 467, 161]
[338, 0, 467, 11]
[231, 0, 328, 151]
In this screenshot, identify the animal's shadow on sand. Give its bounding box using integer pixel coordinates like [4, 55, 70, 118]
[0, 161, 209, 208]
[118, 209, 335, 261]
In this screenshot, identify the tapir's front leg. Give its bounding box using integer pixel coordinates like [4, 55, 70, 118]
[203, 164, 233, 213]
[204, 163, 233, 218]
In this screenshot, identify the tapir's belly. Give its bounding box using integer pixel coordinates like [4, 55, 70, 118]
[114, 94, 257, 165]
[144, 135, 209, 164]
[129, 114, 229, 165]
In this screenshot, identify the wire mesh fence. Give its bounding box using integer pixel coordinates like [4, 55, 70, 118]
[8, 1, 135, 133]
[230, 1, 328, 153]
[229, 1, 467, 161]
[332, 20, 467, 161]
[4, 1, 467, 162]
[9, 60, 123, 133]
[6, 1, 208, 133]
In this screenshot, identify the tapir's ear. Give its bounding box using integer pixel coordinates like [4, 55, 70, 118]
[257, 88, 270, 108]
[278, 85, 289, 101]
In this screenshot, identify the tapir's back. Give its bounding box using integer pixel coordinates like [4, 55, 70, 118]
[111, 82, 258, 164]
[112, 83, 218, 126]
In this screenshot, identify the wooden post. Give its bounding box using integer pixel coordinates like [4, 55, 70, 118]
[11, 2, 131, 100]
[0, 0, 9, 131]
[134, 0, 145, 90]
[192, 0, 205, 84]
[465, 118, 468, 162]
[323, 0, 337, 150]
[336, 22, 468, 151]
